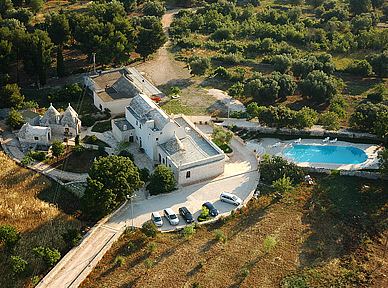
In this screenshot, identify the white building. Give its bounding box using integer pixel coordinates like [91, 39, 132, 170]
[85, 67, 163, 114]
[112, 94, 226, 185]
[17, 104, 81, 145]
[18, 123, 51, 145]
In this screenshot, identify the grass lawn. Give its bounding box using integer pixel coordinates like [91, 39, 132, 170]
[91, 121, 112, 133]
[80, 174, 388, 288]
[0, 151, 87, 288]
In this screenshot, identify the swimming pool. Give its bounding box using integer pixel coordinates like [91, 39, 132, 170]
[283, 145, 368, 164]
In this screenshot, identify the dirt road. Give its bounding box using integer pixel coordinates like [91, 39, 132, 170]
[132, 9, 191, 86]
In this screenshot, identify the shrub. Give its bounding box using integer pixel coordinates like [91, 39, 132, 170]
[144, 258, 153, 269]
[0, 224, 21, 251]
[213, 229, 224, 241]
[9, 256, 29, 279]
[21, 155, 34, 167]
[183, 224, 196, 238]
[33, 246, 61, 266]
[27, 150, 47, 161]
[228, 82, 244, 97]
[273, 175, 293, 194]
[61, 228, 82, 248]
[141, 222, 159, 238]
[198, 207, 211, 222]
[319, 111, 340, 130]
[263, 236, 276, 251]
[6, 109, 25, 129]
[148, 241, 157, 253]
[170, 86, 181, 95]
[72, 145, 85, 157]
[82, 115, 96, 127]
[259, 156, 305, 184]
[115, 255, 124, 266]
[147, 165, 176, 195]
[66, 166, 73, 172]
[329, 103, 346, 118]
[128, 242, 135, 250]
[240, 267, 250, 278]
[98, 144, 106, 156]
[84, 135, 98, 144]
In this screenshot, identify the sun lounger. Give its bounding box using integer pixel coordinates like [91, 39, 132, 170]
[330, 138, 337, 143]
[323, 137, 330, 142]
[272, 142, 281, 147]
[294, 138, 301, 143]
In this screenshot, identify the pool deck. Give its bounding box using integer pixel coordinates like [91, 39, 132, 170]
[245, 137, 383, 170]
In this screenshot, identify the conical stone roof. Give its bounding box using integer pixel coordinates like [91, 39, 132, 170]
[40, 104, 60, 125]
[165, 133, 184, 152]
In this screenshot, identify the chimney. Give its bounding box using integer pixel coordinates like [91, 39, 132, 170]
[142, 79, 145, 93]
[123, 124, 127, 131]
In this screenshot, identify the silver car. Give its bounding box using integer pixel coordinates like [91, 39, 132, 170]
[220, 192, 242, 206]
[151, 212, 163, 227]
[164, 208, 179, 225]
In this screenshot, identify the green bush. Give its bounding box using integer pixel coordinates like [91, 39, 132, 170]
[148, 242, 157, 253]
[139, 168, 150, 182]
[84, 135, 98, 144]
[0, 224, 21, 251]
[91, 121, 111, 133]
[273, 175, 293, 194]
[198, 207, 211, 222]
[263, 236, 276, 251]
[66, 166, 73, 172]
[144, 258, 153, 269]
[141, 222, 159, 238]
[9, 256, 29, 279]
[213, 230, 227, 243]
[259, 156, 305, 184]
[33, 246, 61, 266]
[183, 224, 196, 238]
[115, 255, 124, 266]
[61, 228, 82, 247]
[28, 151, 47, 161]
[240, 267, 250, 278]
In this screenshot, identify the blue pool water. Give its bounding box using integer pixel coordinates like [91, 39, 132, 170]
[283, 145, 368, 164]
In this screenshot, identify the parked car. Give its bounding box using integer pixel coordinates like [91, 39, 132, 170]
[164, 208, 179, 225]
[202, 202, 219, 217]
[220, 192, 242, 206]
[151, 212, 163, 227]
[179, 207, 194, 223]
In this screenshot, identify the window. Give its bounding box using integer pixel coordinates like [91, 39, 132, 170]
[162, 158, 165, 164]
[136, 120, 138, 126]
[156, 138, 159, 141]
[186, 171, 191, 178]
[34, 136, 39, 141]
[169, 164, 171, 168]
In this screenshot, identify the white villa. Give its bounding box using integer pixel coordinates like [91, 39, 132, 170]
[112, 93, 227, 185]
[18, 103, 81, 145]
[85, 67, 163, 114]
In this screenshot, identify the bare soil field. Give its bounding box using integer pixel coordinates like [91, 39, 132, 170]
[80, 174, 388, 288]
[0, 150, 87, 288]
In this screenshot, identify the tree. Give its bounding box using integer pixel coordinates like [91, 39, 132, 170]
[0, 0, 13, 18]
[135, 19, 167, 61]
[189, 57, 210, 76]
[371, 0, 384, 9]
[259, 156, 305, 184]
[373, 112, 388, 140]
[299, 70, 337, 102]
[10, 28, 27, 82]
[147, 165, 176, 195]
[48, 14, 71, 77]
[0, 39, 13, 85]
[0, 224, 21, 251]
[33, 246, 61, 266]
[29, 0, 43, 14]
[295, 106, 318, 129]
[80, 155, 144, 219]
[349, 0, 372, 15]
[22, 30, 53, 86]
[10, 8, 33, 27]
[350, 102, 388, 131]
[319, 111, 340, 130]
[51, 139, 65, 159]
[272, 54, 293, 74]
[346, 59, 372, 76]
[0, 83, 24, 108]
[246, 102, 259, 119]
[142, 1, 165, 18]
[6, 109, 25, 129]
[8, 256, 28, 279]
[212, 125, 233, 145]
[366, 50, 388, 78]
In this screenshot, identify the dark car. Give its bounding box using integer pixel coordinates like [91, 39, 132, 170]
[202, 202, 219, 217]
[179, 207, 194, 223]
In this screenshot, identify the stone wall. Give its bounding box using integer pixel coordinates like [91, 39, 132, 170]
[340, 170, 382, 179]
[304, 167, 331, 174]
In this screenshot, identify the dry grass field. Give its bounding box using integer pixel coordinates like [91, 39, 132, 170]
[0, 151, 85, 288]
[80, 174, 388, 288]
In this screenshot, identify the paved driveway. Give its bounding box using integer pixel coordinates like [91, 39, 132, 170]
[38, 137, 258, 287]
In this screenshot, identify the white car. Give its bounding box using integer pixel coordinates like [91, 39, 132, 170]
[151, 212, 163, 227]
[220, 192, 242, 206]
[164, 208, 179, 225]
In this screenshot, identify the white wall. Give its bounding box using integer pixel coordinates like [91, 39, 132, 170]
[179, 159, 225, 185]
[93, 93, 132, 114]
[111, 120, 135, 142]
